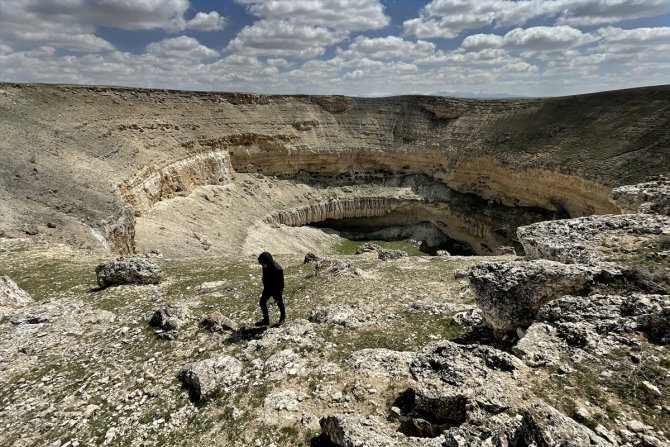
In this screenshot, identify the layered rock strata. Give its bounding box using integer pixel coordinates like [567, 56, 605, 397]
[1, 83, 668, 255]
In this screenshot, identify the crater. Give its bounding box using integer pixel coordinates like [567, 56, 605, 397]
[1, 83, 667, 255]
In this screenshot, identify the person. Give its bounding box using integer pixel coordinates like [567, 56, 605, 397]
[256, 251, 285, 327]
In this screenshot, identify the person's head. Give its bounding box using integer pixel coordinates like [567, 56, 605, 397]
[258, 251, 273, 268]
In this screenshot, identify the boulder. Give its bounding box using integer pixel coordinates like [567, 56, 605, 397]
[95, 256, 162, 288]
[519, 402, 613, 446]
[177, 355, 242, 401]
[407, 341, 525, 430]
[610, 179, 670, 215]
[320, 414, 444, 447]
[467, 260, 603, 334]
[148, 305, 189, 331]
[354, 243, 408, 261]
[355, 243, 382, 254]
[0, 276, 33, 318]
[378, 248, 408, 261]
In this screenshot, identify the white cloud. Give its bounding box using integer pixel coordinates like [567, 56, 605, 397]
[461, 26, 595, 51]
[505, 26, 595, 50]
[557, 0, 670, 25]
[237, 0, 390, 31]
[21, 0, 192, 31]
[404, 0, 670, 38]
[146, 36, 219, 60]
[461, 34, 505, 51]
[226, 20, 346, 59]
[338, 36, 437, 60]
[186, 11, 227, 32]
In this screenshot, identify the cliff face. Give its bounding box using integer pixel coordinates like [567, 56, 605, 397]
[0, 83, 668, 255]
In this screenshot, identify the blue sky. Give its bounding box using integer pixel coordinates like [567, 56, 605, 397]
[0, 0, 669, 97]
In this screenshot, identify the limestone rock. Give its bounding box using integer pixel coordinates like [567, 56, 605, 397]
[354, 242, 408, 261]
[264, 349, 307, 380]
[348, 348, 414, 380]
[538, 294, 670, 345]
[610, 179, 670, 215]
[517, 214, 669, 265]
[199, 312, 238, 333]
[0, 276, 33, 318]
[622, 294, 670, 344]
[378, 248, 409, 261]
[451, 308, 484, 328]
[309, 304, 372, 327]
[149, 305, 190, 331]
[495, 246, 517, 256]
[519, 402, 613, 446]
[320, 414, 444, 447]
[467, 260, 603, 334]
[247, 319, 317, 353]
[95, 256, 162, 288]
[178, 355, 242, 401]
[355, 242, 382, 255]
[512, 323, 564, 367]
[408, 341, 524, 429]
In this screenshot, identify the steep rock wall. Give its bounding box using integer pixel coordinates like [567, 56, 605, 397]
[0, 83, 667, 254]
[119, 150, 233, 215]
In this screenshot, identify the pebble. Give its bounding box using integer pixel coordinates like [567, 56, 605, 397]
[641, 380, 662, 397]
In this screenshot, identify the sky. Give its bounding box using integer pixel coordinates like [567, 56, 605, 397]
[0, 0, 669, 98]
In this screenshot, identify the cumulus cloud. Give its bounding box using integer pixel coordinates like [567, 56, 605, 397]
[225, 1, 389, 61]
[461, 26, 595, 51]
[236, 0, 390, 31]
[186, 11, 227, 32]
[557, 0, 670, 25]
[0, 0, 227, 53]
[226, 20, 347, 59]
[146, 36, 219, 60]
[21, 0, 192, 31]
[338, 36, 437, 60]
[404, 0, 670, 38]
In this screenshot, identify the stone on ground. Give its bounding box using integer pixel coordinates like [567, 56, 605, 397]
[95, 256, 162, 287]
[178, 355, 242, 401]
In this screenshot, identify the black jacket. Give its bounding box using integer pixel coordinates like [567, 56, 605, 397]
[258, 252, 284, 295]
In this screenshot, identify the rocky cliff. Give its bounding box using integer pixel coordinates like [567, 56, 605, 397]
[0, 83, 668, 255]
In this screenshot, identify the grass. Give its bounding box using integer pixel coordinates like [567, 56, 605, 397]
[335, 238, 426, 256]
[6, 239, 666, 446]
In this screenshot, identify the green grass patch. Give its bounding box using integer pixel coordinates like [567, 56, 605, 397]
[335, 238, 425, 256]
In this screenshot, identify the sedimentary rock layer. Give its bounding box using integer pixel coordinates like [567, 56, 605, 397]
[1, 83, 668, 254]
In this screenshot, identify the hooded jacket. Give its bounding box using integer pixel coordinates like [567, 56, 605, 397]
[258, 251, 284, 295]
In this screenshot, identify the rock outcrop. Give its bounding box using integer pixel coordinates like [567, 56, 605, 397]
[610, 178, 670, 215]
[517, 213, 670, 265]
[467, 260, 605, 333]
[0, 276, 32, 319]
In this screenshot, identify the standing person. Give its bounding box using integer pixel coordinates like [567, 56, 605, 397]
[256, 251, 286, 327]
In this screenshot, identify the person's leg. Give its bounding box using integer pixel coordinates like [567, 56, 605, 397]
[275, 291, 285, 325]
[256, 293, 270, 326]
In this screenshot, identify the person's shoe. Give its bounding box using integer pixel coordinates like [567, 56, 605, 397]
[254, 320, 269, 327]
[272, 318, 285, 328]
